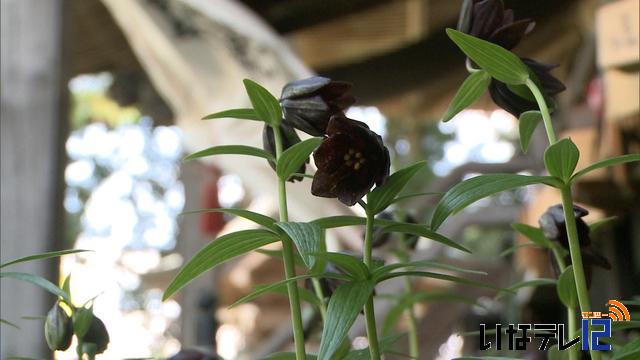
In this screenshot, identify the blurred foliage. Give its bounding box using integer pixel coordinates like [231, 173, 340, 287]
[69, 80, 140, 130]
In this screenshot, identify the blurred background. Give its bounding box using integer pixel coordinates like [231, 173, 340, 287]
[1, 0, 638, 359]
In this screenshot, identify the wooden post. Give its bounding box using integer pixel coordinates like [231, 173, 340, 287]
[1, 0, 68, 357]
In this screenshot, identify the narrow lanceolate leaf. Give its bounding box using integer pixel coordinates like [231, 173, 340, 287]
[446, 29, 529, 85]
[443, 70, 491, 122]
[62, 274, 72, 302]
[311, 252, 369, 280]
[243, 79, 281, 126]
[276, 222, 325, 272]
[318, 281, 375, 360]
[163, 230, 280, 300]
[518, 111, 543, 153]
[544, 138, 580, 183]
[390, 191, 442, 204]
[570, 154, 640, 182]
[431, 174, 560, 230]
[202, 108, 260, 121]
[0, 318, 20, 329]
[181, 208, 277, 231]
[557, 266, 578, 308]
[276, 137, 323, 180]
[383, 292, 476, 335]
[380, 222, 471, 253]
[373, 260, 486, 281]
[0, 272, 70, 303]
[311, 215, 398, 229]
[498, 278, 557, 298]
[377, 271, 501, 292]
[367, 161, 426, 214]
[184, 145, 274, 162]
[589, 216, 617, 233]
[511, 223, 552, 249]
[229, 274, 327, 308]
[0, 249, 90, 269]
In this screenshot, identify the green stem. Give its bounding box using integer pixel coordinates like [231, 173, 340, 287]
[273, 125, 307, 359]
[567, 306, 577, 360]
[561, 186, 599, 360]
[525, 78, 557, 144]
[398, 238, 420, 359]
[363, 209, 382, 360]
[311, 277, 327, 320]
[527, 78, 599, 360]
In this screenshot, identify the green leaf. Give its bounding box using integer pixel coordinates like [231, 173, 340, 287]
[390, 192, 441, 204]
[443, 70, 491, 122]
[255, 249, 305, 267]
[0, 249, 90, 269]
[446, 29, 529, 85]
[276, 137, 323, 180]
[311, 215, 398, 229]
[431, 174, 560, 230]
[184, 145, 274, 162]
[229, 274, 332, 309]
[499, 242, 539, 257]
[318, 281, 375, 360]
[380, 222, 471, 253]
[373, 260, 486, 280]
[343, 333, 406, 359]
[498, 278, 557, 298]
[511, 223, 552, 249]
[571, 154, 640, 182]
[163, 230, 280, 300]
[612, 337, 640, 360]
[589, 216, 618, 233]
[382, 292, 476, 335]
[202, 108, 261, 121]
[456, 357, 521, 360]
[544, 138, 580, 183]
[377, 271, 500, 292]
[311, 252, 369, 280]
[0, 272, 70, 303]
[0, 318, 20, 329]
[557, 266, 578, 308]
[367, 161, 426, 214]
[181, 208, 278, 231]
[73, 306, 94, 339]
[276, 222, 325, 272]
[243, 79, 281, 126]
[518, 111, 542, 153]
[62, 274, 72, 302]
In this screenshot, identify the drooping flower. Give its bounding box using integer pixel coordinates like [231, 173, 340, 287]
[280, 76, 355, 136]
[538, 204, 611, 287]
[82, 316, 110, 354]
[458, 0, 535, 50]
[262, 123, 306, 182]
[44, 301, 73, 351]
[311, 114, 390, 206]
[488, 58, 566, 117]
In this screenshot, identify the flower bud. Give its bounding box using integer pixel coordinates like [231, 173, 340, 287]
[280, 76, 355, 136]
[262, 123, 306, 182]
[82, 316, 110, 354]
[44, 301, 73, 351]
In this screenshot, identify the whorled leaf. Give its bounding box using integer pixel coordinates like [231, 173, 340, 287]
[243, 79, 281, 126]
[181, 208, 278, 231]
[367, 162, 426, 214]
[202, 108, 261, 121]
[544, 138, 580, 183]
[184, 145, 274, 162]
[0, 249, 90, 269]
[276, 137, 323, 180]
[443, 70, 491, 122]
[518, 111, 543, 154]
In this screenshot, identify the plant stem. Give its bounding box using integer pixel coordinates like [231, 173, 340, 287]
[561, 186, 599, 360]
[525, 78, 557, 144]
[311, 277, 327, 320]
[273, 125, 307, 359]
[398, 239, 419, 359]
[363, 209, 382, 360]
[567, 306, 577, 360]
[527, 78, 599, 360]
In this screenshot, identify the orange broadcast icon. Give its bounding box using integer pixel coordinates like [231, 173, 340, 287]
[604, 300, 631, 322]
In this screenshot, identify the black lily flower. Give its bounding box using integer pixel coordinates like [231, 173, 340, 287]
[458, 0, 535, 50]
[82, 316, 110, 354]
[538, 204, 611, 288]
[280, 76, 355, 136]
[488, 58, 566, 117]
[311, 114, 390, 206]
[262, 123, 306, 182]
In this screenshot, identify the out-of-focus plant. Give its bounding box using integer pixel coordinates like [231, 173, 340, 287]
[439, 0, 640, 359]
[0, 250, 111, 359]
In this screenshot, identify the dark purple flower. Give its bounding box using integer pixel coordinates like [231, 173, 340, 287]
[458, 0, 535, 50]
[311, 114, 390, 206]
[280, 76, 355, 136]
[82, 316, 110, 354]
[489, 58, 566, 117]
[262, 123, 306, 182]
[539, 204, 611, 288]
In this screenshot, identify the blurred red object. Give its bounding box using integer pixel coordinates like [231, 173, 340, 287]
[200, 167, 225, 236]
